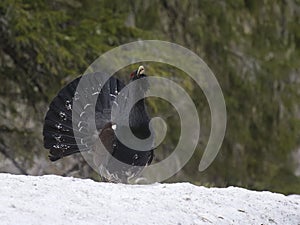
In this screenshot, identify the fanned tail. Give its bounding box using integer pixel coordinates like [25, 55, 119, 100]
[43, 73, 124, 161]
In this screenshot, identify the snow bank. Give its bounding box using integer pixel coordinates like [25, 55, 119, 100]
[0, 173, 299, 225]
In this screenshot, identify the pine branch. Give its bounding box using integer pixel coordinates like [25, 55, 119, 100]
[0, 143, 28, 175]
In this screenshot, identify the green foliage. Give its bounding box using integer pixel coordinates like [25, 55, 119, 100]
[0, 0, 299, 194]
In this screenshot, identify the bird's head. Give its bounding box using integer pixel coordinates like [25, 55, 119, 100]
[130, 65, 146, 81]
[128, 65, 149, 95]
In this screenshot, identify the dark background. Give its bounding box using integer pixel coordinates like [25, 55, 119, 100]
[0, 0, 299, 194]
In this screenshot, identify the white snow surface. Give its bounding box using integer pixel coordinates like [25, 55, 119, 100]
[0, 173, 299, 225]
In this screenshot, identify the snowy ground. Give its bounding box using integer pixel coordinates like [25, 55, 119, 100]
[0, 173, 299, 225]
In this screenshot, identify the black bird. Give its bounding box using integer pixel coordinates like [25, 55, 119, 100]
[43, 66, 154, 183]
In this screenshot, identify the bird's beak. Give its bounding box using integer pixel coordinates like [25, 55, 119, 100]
[137, 65, 145, 77]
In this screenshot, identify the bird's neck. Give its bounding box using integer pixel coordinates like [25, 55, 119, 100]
[129, 99, 151, 139]
[132, 98, 146, 113]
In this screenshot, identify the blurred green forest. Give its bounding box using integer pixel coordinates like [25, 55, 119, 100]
[0, 0, 300, 194]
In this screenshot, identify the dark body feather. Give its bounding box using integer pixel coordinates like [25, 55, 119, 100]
[43, 70, 153, 182]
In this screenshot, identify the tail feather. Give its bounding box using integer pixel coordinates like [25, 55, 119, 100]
[43, 131, 92, 149]
[43, 73, 124, 161]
